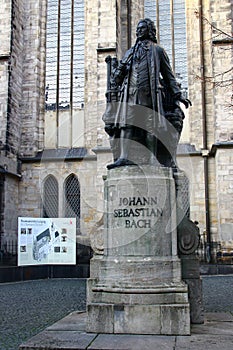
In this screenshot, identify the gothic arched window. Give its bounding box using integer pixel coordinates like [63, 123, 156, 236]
[43, 175, 59, 217]
[64, 174, 80, 231]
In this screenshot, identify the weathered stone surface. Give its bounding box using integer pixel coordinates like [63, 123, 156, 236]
[86, 304, 114, 333]
[19, 330, 97, 350]
[0, 0, 232, 274]
[19, 311, 233, 350]
[180, 254, 204, 324]
[185, 278, 204, 324]
[160, 304, 190, 335]
[87, 166, 190, 335]
[104, 166, 178, 256]
[176, 335, 233, 350]
[89, 334, 176, 350]
[114, 304, 161, 334]
[47, 311, 86, 332]
[204, 312, 233, 322]
[191, 321, 233, 335]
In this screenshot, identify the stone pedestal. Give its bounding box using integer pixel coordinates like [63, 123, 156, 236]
[87, 166, 190, 335]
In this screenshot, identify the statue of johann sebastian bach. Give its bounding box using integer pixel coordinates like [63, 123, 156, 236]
[103, 18, 191, 169]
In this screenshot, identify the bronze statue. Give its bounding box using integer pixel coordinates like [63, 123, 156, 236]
[103, 18, 191, 169]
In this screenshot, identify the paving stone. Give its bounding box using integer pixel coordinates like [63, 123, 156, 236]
[47, 312, 86, 332]
[19, 330, 97, 350]
[191, 321, 233, 335]
[0, 276, 233, 350]
[205, 312, 233, 322]
[175, 335, 233, 350]
[88, 334, 176, 350]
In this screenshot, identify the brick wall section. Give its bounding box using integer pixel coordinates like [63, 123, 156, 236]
[185, 0, 232, 245]
[1, 0, 46, 157]
[18, 158, 98, 237]
[96, 0, 116, 145]
[185, 8, 203, 148]
[210, 0, 233, 142]
[186, 0, 215, 150]
[5, 0, 24, 157]
[216, 149, 233, 242]
[38, 0, 47, 151]
[84, 0, 99, 150]
[0, 61, 9, 147]
[0, 0, 11, 147]
[0, 0, 232, 253]
[116, 0, 128, 57]
[0, 0, 11, 55]
[5, 0, 46, 157]
[209, 0, 233, 243]
[186, 0, 232, 148]
[19, 0, 46, 157]
[2, 176, 19, 246]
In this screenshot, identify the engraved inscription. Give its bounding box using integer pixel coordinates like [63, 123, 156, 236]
[114, 196, 163, 229]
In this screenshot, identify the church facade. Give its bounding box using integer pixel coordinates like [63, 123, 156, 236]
[0, 0, 232, 263]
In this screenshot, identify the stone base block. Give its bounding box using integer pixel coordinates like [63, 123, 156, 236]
[87, 166, 190, 336]
[86, 303, 190, 335]
[89, 255, 183, 288]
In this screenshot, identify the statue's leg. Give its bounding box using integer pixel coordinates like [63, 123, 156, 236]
[110, 129, 121, 161]
[145, 132, 156, 155]
[107, 127, 135, 169]
[119, 127, 133, 160]
[157, 139, 177, 168]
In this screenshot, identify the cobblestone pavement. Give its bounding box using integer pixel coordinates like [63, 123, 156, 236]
[0, 278, 86, 350]
[0, 275, 233, 350]
[202, 275, 233, 312]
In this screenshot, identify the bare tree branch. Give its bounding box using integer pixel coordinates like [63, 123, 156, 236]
[194, 9, 233, 40]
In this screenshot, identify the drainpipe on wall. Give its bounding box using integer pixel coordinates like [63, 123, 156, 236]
[198, 0, 212, 262]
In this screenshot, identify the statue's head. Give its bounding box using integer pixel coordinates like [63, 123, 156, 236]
[136, 18, 157, 43]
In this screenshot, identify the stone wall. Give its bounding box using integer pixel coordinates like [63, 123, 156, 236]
[19, 0, 46, 156]
[84, 0, 100, 151]
[185, 0, 233, 248]
[2, 176, 19, 247]
[0, 0, 232, 258]
[0, 0, 11, 55]
[0, 61, 9, 148]
[96, 0, 117, 148]
[215, 149, 233, 244]
[186, 0, 232, 146]
[19, 157, 98, 237]
[186, 0, 215, 150]
[210, 0, 233, 142]
[2, 0, 46, 157]
[116, 0, 128, 57]
[0, 0, 11, 147]
[4, 0, 24, 157]
[0, 0, 22, 249]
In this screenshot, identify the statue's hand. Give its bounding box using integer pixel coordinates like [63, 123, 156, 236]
[178, 97, 192, 109]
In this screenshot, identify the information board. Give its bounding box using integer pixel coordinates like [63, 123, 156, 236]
[18, 217, 76, 266]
